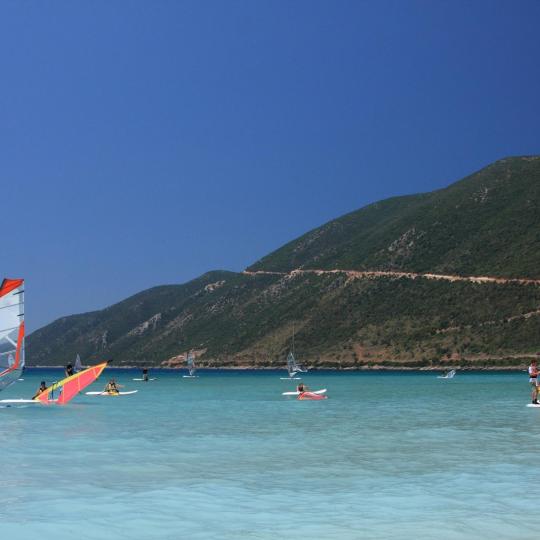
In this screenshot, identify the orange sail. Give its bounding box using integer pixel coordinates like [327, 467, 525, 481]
[35, 362, 107, 405]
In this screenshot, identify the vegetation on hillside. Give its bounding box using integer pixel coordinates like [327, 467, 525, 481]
[249, 157, 540, 278]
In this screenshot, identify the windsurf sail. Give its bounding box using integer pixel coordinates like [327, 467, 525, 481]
[34, 362, 107, 405]
[286, 351, 306, 378]
[186, 352, 196, 377]
[74, 354, 83, 373]
[0, 278, 25, 391]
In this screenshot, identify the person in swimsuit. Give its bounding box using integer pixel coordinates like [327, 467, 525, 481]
[65, 363, 74, 377]
[32, 381, 47, 400]
[529, 359, 538, 404]
[142, 368, 149, 382]
[104, 379, 120, 395]
[297, 383, 308, 394]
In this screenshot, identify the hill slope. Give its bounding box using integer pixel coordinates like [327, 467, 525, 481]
[27, 157, 540, 369]
[249, 156, 540, 278]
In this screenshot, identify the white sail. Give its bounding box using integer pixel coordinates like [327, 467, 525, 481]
[284, 323, 308, 378]
[74, 354, 83, 373]
[287, 351, 306, 377]
[0, 278, 25, 391]
[186, 352, 196, 377]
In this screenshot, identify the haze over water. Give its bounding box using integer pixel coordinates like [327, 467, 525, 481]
[0, 370, 536, 539]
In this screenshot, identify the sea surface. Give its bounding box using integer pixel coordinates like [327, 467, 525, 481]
[0, 369, 537, 539]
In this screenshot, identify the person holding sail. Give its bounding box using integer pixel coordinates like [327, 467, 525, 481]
[32, 381, 47, 400]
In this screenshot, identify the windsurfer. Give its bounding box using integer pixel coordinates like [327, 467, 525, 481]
[529, 359, 539, 404]
[142, 368, 149, 382]
[32, 381, 47, 400]
[104, 379, 120, 395]
[65, 363, 74, 377]
[297, 383, 308, 394]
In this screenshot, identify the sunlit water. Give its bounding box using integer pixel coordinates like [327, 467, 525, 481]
[0, 369, 537, 539]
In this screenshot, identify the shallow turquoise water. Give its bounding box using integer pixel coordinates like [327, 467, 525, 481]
[0, 369, 538, 539]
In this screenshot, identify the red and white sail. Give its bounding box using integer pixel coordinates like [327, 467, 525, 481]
[0, 278, 25, 391]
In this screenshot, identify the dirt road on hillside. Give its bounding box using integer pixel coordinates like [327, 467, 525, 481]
[243, 268, 540, 286]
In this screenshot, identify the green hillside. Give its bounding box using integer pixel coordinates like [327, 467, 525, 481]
[249, 156, 540, 278]
[27, 156, 540, 369]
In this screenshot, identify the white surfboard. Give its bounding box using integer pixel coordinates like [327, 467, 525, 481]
[85, 390, 138, 396]
[280, 377, 301, 380]
[282, 388, 327, 396]
[182, 375, 199, 378]
[0, 398, 42, 405]
[132, 378, 157, 381]
[527, 403, 540, 408]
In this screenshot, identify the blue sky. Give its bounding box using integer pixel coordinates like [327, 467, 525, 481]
[2, 0, 539, 331]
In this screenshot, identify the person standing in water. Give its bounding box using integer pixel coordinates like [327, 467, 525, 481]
[142, 368, 149, 382]
[529, 359, 539, 404]
[65, 363, 74, 377]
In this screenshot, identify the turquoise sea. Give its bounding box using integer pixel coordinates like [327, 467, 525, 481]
[0, 369, 537, 539]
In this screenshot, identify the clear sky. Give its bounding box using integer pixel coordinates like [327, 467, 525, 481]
[2, 0, 539, 331]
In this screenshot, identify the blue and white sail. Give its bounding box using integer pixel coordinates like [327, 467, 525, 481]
[0, 278, 25, 391]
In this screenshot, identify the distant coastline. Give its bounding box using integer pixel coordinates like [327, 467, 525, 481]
[25, 364, 528, 371]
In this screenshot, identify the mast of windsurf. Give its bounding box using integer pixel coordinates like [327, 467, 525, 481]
[0, 278, 25, 391]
